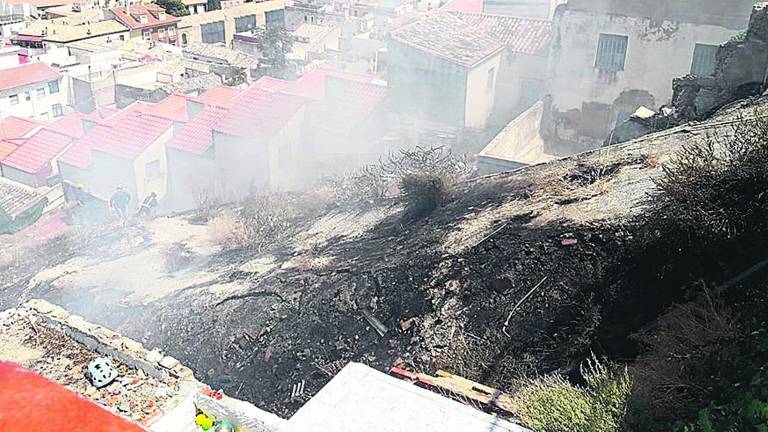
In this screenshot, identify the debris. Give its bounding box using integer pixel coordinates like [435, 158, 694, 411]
[85, 358, 118, 388]
[561, 238, 578, 246]
[290, 380, 305, 400]
[400, 318, 416, 332]
[361, 310, 387, 337]
[200, 386, 223, 400]
[390, 367, 516, 414]
[502, 276, 548, 337]
[159, 356, 180, 369]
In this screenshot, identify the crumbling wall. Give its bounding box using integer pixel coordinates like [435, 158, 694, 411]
[670, 4, 768, 121]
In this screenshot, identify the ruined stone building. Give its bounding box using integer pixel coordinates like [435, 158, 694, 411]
[543, 0, 753, 154]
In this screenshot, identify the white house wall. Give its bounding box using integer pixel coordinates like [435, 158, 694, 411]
[548, 9, 740, 113]
[464, 53, 501, 129]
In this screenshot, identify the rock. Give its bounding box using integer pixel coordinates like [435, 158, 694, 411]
[159, 356, 180, 369]
[85, 386, 98, 397]
[47, 305, 70, 320]
[66, 315, 86, 329]
[121, 338, 144, 354]
[145, 350, 163, 363]
[25, 299, 54, 314]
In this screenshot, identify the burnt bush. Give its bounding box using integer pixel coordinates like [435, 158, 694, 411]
[321, 146, 474, 204]
[400, 173, 449, 219]
[652, 110, 768, 246]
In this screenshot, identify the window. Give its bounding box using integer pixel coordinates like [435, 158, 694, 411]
[158, 28, 166, 38]
[49, 80, 59, 94]
[24, 92, 30, 101]
[9, 94, 18, 105]
[691, 43, 718, 77]
[201, 21, 225, 44]
[520, 79, 543, 107]
[595, 33, 628, 72]
[181, 33, 187, 45]
[145, 160, 162, 179]
[119, 34, 125, 41]
[265, 9, 284, 27]
[142, 29, 151, 40]
[486, 67, 495, 92]
[37, 88, 45, 98]
[52, 103, 63, 117]
[235, 14, 256, 33]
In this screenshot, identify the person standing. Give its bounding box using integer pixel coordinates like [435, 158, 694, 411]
[109, 187, 130, 225]
[137, 192, 158, 218]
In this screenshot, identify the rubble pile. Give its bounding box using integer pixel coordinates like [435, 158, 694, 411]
[0, 303, 184, 424]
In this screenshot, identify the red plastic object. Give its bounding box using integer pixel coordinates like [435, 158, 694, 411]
[0, 362, 146, 432]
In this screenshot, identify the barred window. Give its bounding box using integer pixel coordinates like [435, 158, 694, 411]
[595, 34, 628, 72]
[691, 43, 718, 77]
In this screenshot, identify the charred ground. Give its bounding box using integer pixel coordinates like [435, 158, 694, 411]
[2, 98, 766, 427]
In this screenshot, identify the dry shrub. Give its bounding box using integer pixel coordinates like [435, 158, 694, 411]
[322, 146, 474, 204]
[653, 109, 768, 244]
[400, 173, 449, 219]
[627, 289, 739, 426]
[208, 211, 249, 248]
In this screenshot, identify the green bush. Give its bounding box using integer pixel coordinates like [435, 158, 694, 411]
[516, 356, 632, 432]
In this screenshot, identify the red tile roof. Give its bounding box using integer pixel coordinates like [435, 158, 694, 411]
[214, 87, 305, 139]
[167, 105, 227, 155]
[391, 12, 504, 67]
[110, 4, 180, 30]
[253, 76, 292, 93]
[314, 78, 387, 134]
[46, 113, 86, 138]
[194, 85, 241, 107]
[148, 93, 188, 122]
[0, 140, 19, 160]
[59, 110, 173, 168]
[450, 12, 552, 55]
[282, 68, 374, 100]
[1, 129, 72, 174]
[0, 62, 59, 92]
[0, 116, 40, 140]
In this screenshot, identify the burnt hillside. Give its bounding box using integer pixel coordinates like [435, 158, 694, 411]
[3, 97, 765, 420]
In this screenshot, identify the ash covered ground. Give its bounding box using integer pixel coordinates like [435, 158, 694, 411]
[0, 119, 707, 416]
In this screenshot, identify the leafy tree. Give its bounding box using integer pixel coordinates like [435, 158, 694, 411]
[153, 0, 189, 16]
[250, 26, 294, 71]
[206, 0, 221, 11]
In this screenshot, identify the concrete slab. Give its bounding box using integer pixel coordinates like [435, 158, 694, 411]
[284, 363, 530, 432]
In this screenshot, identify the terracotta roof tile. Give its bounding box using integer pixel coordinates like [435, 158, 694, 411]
[450, 12, 552, 55]
[1, 129, 72, 174]
[253, 76, 292, 93]
[110, 4, 180, 30]
[0, 177, 41, 217]
[148, 93, 188, 121]
[0, 140, 19, 160]
[281, 68, 374, 100]
[46, 113, 86, 138]
[214, 87, 305, 139]
[391, 12, 504, 67]
[0, 116, 41, 140]
[59, 110, 173, 168]
[167, 105, 227, 155]
[0, 62, 59, 92]
[194, 85, 241, 107]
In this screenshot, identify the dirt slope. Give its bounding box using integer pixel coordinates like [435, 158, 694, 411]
[3, 98, 760, 417]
